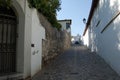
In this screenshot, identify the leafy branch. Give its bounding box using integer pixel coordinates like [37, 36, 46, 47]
[0, 0, 62, 30]
[28, 0, 62, 30]
[0, 0, 12, 8]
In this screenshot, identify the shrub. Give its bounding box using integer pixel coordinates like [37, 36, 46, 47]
[27, 0, 62, 30]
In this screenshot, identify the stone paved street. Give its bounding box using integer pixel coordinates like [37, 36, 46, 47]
[32, 46, 120, 80]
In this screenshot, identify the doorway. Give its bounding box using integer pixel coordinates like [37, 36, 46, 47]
[0, 7, 17, 75]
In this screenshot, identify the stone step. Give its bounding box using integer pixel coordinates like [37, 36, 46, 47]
[0, 73, 23, 80]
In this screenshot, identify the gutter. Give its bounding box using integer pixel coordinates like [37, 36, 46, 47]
[83, 0, 99, 36]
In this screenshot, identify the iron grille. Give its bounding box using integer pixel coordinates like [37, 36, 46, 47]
[0, 14, 17, 75]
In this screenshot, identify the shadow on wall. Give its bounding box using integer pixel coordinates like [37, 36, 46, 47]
[89, 0, 120, 53]
[102, 0, 120, 52]
[89, 0, 120, 75]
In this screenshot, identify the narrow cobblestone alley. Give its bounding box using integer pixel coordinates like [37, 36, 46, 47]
[32, 46, 120, 80]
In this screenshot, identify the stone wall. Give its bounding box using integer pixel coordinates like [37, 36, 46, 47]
[60, 30, 71, 51]
[38, 13, 71, 64]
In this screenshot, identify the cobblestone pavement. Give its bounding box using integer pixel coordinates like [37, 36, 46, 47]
[32, 46, 120, 80]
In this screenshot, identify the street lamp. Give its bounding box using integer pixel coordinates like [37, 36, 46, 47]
[83, 18, 86, 24]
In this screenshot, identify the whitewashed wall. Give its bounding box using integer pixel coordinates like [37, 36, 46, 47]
[59, 21, 66, 31]
[88, 0, 120, 75]
[12, 0, 32, 78]
[58, 21, 71, 33]
[83, 29, 89, 47]
[31, 9, 45, 76]
[12, 0, 45, 78]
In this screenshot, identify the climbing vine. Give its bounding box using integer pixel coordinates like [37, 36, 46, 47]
[27, 0, 62, 30]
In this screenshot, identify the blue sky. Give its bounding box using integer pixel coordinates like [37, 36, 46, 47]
[57, 0, 92, 36]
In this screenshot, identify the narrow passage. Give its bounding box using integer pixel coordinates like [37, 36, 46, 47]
[33, 46, 120, 80]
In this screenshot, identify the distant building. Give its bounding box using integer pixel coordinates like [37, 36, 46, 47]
[83, 0, 120, 76]
[71, 34, 82, 44]
[58, 19, 72, 34]
[58, 19, 72, 47]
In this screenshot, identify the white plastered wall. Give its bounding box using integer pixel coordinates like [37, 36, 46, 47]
[31, 9, 45, 76]
[83, 29, 89, 47]
[89, 0, 120, 75]
[12, 0, 45, 78]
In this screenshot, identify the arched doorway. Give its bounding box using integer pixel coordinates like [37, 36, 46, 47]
[0, 6, 17, 75]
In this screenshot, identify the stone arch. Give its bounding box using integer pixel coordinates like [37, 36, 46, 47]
[0, 6, 17, 74]
[0, 1, 31, 79]
[11, 0, 25, 76]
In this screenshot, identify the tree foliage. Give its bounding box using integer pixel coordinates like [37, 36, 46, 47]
[0, 0, 62, 30]
[0, 0, 12, 8]
[28, 0, 62, 30]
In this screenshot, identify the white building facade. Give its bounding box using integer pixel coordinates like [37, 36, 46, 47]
[83, 0, 120, 76]
[0, 0, 45, 79]
[58, 19, 72, 34]
[71, 34, 81, 44]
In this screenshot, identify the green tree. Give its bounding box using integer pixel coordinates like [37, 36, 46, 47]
[0, 0, 62, 30]
[28, 0, 62, 30]
[0, 0, 11, 8]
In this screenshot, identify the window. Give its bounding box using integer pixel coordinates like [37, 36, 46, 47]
[66, 23, 70, 29]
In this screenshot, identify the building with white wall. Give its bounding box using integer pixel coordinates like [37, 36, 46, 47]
[58, 19, 72, 34]
[83, 29, 89, 46]
[71, 34, 81, 44]
[0, 0, 45, 79]
[83, 0, 120, 76]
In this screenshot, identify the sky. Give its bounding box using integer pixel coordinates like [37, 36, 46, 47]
[57, 0, 92, 36]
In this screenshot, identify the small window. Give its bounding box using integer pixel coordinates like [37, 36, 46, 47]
[66, 23, 70, 29]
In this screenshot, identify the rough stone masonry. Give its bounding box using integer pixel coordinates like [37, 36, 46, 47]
[38, 12, 71, 65]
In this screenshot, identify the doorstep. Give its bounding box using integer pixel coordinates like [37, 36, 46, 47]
[0, 72, 23, 80]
